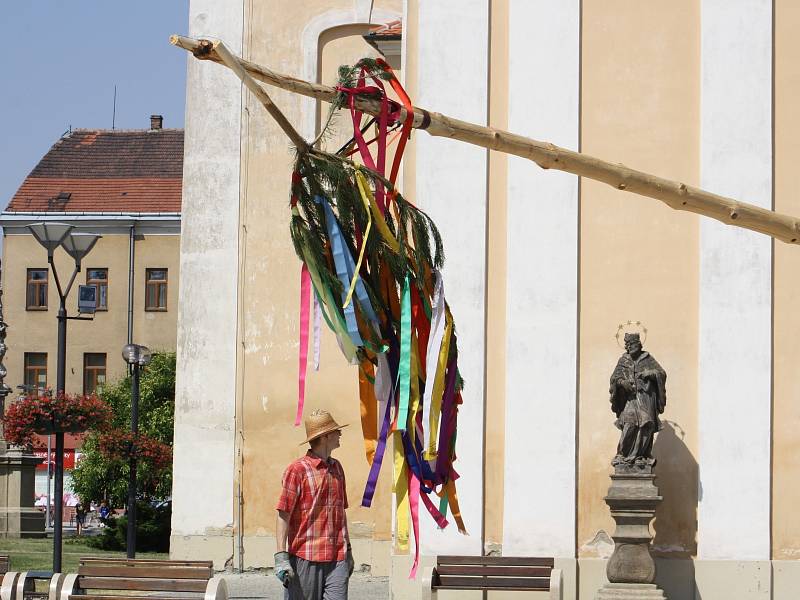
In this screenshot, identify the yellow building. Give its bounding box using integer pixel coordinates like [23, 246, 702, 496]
[171, 2, 800, 598]
[0, 118, 182, 493]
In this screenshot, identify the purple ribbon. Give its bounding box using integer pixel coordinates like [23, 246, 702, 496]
[361, 342, 399, 507]
[434, 356, 459, 482]
[360, 391, 393, 507]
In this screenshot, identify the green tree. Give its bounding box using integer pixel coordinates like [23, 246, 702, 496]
[71, 352, 175, 507]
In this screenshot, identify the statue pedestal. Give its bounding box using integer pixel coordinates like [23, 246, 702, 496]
[595, 467, 667, 600]
[0, 444, 46, 538]
[596, 583, 666, 599]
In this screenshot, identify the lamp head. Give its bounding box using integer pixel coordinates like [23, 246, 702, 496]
[27, 222, 74, 258]
[122, 344, 152, 367]
[61, 232, 101, 267]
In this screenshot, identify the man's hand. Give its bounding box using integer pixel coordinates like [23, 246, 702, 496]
[274, 551, 295, 588]
[346, 544, 355, 577]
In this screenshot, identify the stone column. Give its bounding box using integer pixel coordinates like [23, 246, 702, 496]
[595, 465, 667, 599]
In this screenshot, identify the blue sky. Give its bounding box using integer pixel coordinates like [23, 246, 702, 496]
[0, 1, 189, 209]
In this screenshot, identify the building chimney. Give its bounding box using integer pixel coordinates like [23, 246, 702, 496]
[150, 115, 163, 130]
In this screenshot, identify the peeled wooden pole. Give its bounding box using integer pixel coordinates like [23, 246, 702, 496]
[211, 40, 308, 153]
[171, 34, 800, 245]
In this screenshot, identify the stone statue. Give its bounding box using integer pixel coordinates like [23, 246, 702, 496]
[609, 333, 666, 468]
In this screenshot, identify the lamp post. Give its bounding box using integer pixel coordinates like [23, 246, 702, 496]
[27, 222, 100, 572]
[121, 343, 152, 558]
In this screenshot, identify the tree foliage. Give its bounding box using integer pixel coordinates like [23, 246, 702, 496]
[71, 352, 175, 507]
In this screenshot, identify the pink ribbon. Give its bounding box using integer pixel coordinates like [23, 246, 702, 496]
[409, 470, 421, 579]
[296, 264, 311, 426]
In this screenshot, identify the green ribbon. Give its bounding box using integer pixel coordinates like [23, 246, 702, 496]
[396, 274, 412, 431]
[299, 241, 357, 362]
[438, 490, 448, 523]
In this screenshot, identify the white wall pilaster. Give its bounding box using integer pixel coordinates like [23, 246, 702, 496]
[172, 0, 243, 542]
[415, 0, 488, 556]
[698, 0, 772, 561]
[502, 0, 580, 559]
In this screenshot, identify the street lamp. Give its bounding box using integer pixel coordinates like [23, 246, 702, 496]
[27, 222, 101, 572]
[121, 343, 152, 558]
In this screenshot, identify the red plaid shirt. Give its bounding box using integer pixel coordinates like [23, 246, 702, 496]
[276, 451, 349, 562]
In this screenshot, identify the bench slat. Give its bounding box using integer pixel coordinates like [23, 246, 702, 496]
[78, 566, 213, 580]
[79, 558, 212, 567]
[437, 556, 555, 567]
[78, 578, 208, 593]
[436, 565, 553, 578]
[435, 575, 550, 590]
[71, 595, 203, 600]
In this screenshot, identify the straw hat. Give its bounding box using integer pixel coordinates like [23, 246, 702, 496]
[301, 409, 348, 445]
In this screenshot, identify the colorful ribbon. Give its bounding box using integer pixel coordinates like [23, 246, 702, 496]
[313, 293, 321, 371]
[394, 430, 409, 553]
[422, 272, 446, 456]
[344, 170, 374, 309]
[296, 263, 311, 426]
[396, 275, 412, 431]
[289, 61, 469, 580]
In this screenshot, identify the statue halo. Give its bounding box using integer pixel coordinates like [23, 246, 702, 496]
[615, 320, 648, 349]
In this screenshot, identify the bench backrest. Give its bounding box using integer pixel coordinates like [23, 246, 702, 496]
[77, 558, 214, 595]
[433, 555, 555, 591]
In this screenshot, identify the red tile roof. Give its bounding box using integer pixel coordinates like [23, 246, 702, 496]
[7, 129, 183, 213]
[367, 19, 402, 39]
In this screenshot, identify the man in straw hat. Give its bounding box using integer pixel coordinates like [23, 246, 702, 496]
[274, 409, 354, 599]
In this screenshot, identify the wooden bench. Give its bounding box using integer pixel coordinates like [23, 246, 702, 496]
[54, 558, 227, 600]
[1, 560, 54, 600]
[422, 556, 562, 599]
[2, 571, 51, 600]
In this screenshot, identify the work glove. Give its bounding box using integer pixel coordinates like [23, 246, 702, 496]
[274, 551, 295, 588]
[346, 544, 355, 577]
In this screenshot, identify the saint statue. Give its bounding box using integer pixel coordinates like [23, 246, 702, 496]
[609, 333, 666, 468]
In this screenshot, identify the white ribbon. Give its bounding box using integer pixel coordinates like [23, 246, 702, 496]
[374, 353, 392, 432]
[422, 271, 446, 454]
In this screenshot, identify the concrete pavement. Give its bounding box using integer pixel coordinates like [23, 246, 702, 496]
[223, 571, 390, 600]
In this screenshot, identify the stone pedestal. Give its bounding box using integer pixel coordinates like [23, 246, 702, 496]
[595, 467, 667, 599]
[0, 445, 46, 538]
[596, 583, 667, 599]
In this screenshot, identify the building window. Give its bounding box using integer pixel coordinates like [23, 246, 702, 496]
[26, 269, 48, 310]
[86, 268, 108, 310]
[24, 353, 47, 396]
[83, 353, 107, 395]
[145, 268, 168, 311]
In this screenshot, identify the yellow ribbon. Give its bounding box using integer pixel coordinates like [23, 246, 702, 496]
[343, 171, 375, 309]
[394, 430, 409, 553]
[359, 357, 378, 465]
[424, 311, 453, 460]
[363, 174, 401, 253]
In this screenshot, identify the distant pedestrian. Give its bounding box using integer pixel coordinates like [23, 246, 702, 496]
[75, 501, 86, 536]
[99, 500, 110, 527]
[275, 409, 354, 600]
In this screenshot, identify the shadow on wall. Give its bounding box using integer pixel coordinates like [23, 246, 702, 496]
[652, 420, 699, 600]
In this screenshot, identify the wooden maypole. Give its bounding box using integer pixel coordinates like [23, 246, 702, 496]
[171, 35, 800, 245]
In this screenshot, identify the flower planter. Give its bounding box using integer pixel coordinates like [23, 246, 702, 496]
[98, 429, 172, 473]
[2, 393, 112, 446]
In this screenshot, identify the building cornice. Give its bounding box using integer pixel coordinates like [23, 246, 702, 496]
[0, 211, 181, 235]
